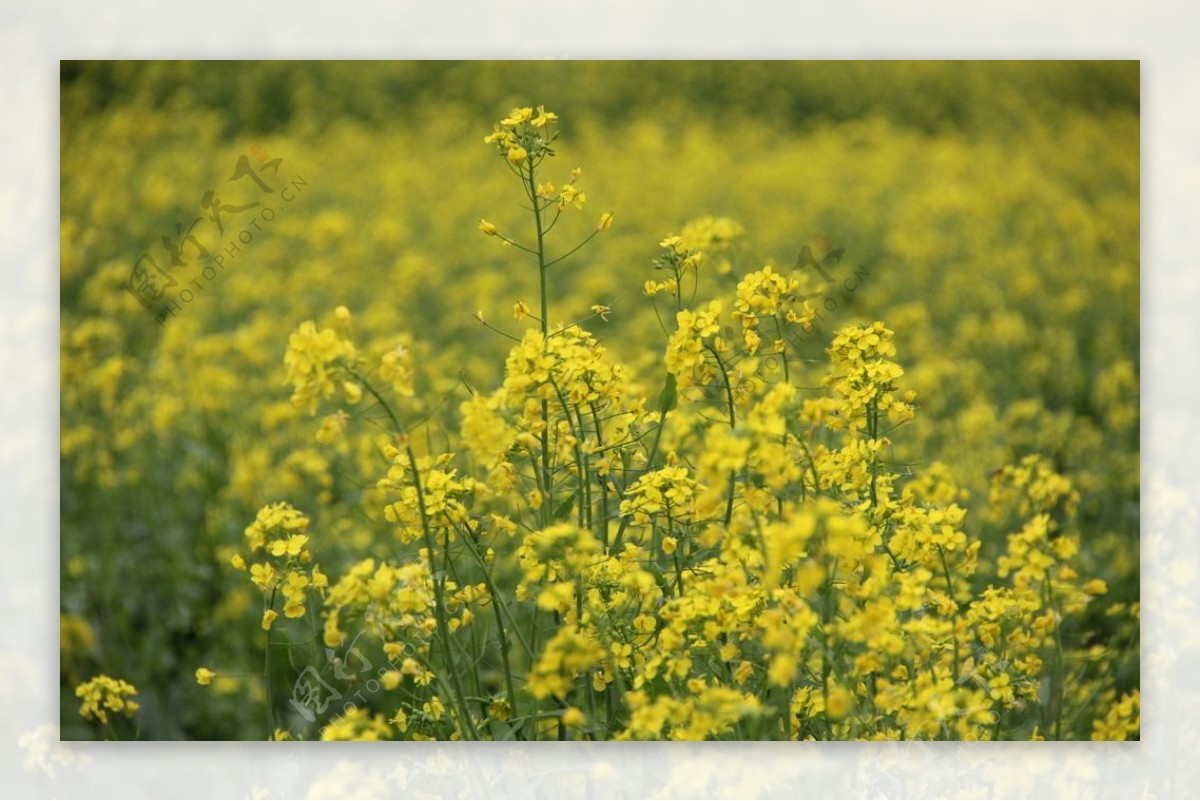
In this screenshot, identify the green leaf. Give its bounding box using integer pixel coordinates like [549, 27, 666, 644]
[552, 490, 578, 522]
[657, 372, 677, 415]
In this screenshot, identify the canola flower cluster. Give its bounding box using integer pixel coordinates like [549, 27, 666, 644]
[75, 675, 138, 729]
[233, 501, 328, 628]
[61, 67, 1138, 742]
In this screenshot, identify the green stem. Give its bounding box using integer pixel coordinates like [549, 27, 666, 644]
[526, 160, 555, 532]
[265, 585, 278, 738]
[549, 376, 589, 530]
[821, 557, 837, 738]
[588, 402, 610, 549]
[527, 165, 550, 340]
[1045, 576, 1066, 739]
[349, 371, 479, 740]
[666, 506, 684, 596]
[458, 521, 534, 658]
[409, 448, 480, 741]
[706, 343, 738, 526]
[937, 544, 961, 681]
[867, 399, 880, 510]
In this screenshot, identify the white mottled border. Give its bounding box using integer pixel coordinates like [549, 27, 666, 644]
[5, 1, 1196, 797]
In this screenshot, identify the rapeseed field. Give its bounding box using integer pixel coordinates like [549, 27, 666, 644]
[60, 61, 1139, 740]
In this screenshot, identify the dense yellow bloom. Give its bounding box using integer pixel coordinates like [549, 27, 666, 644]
[61, 89, 1135, 742]
[823, 322, 914, 431]
[621, 687, 760, 740]
[989, 454, 1079, 523]
[284, 321, 357, 415]
[732, 264, 816, 353]
[459, 392, 517, 469]
[527, 625, 607, 700]
[559, 184, 586, 210]
[619, 466, 702, 526]
[249, 562, 276, 591]
[380, 452, 476, 538]
[320, 708, 393, 741]
[501, 107, 533, 126]
[1091, 690, 1139, 741]
[243, 502, 310, 552]
[665, 300, 722, 386]
[269, 534, 309, 557]
[380, 343, 415, 398]
[518, 523, 602, 591]
[75, 675, 139, 725]
[239, 502, 321, 621]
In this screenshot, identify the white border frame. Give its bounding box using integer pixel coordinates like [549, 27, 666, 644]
[7, 1, 1197, 797]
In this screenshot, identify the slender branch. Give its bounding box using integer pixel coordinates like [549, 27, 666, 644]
[546, 228, 601, 269]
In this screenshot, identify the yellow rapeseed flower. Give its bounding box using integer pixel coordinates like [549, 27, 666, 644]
[75, 675, 139, 725]
[501, 107, 533, 126]
[531, 105, 558, 127]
